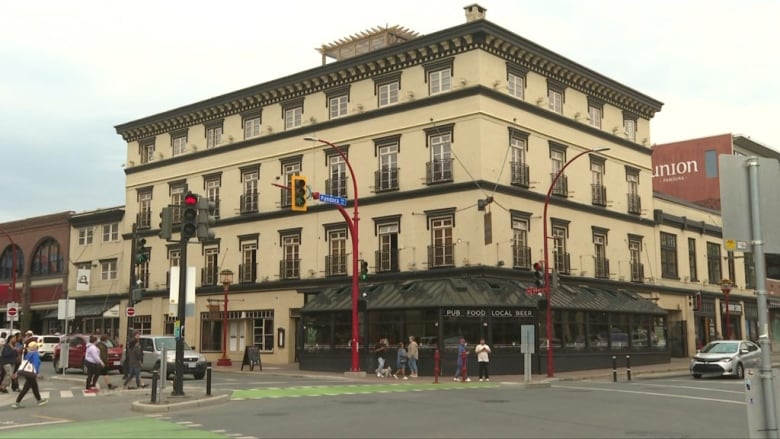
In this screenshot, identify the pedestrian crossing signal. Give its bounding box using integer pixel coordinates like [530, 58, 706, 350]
[533, 261, 545, 288]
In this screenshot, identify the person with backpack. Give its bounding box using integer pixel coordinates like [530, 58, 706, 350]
[11, 341, 47, 409]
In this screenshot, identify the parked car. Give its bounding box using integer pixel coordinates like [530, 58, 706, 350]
[53, 334, 124, 374]
[690, 340, 760, 379]
[122, 335, 208, 380]
[35, 335, 61, 360]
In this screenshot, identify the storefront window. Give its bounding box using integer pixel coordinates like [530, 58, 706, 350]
[652, 316, 667, 350]
[611, 313, 630, 351]
[588, 311, 610, 351]
[540, 309, 561, 351]
[334, 311, 352, 350]
[442, 308, 483, 353]
[630, 314, 650, 350]
[303, 314, 332, 352]
[404, 309, 438, 350]
[562, 311, 586, 351]
[492, 314, 524, 351]
[367, 310, 403, 347]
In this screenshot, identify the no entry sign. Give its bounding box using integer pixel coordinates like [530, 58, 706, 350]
[6, 302, 18, 322]
[126, 307, 135, 317]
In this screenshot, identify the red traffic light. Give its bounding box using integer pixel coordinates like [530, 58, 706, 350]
[533, 261, 543, 271]
[184, 193, 198, 205]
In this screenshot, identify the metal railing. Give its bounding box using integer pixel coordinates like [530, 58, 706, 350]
[279, 259, 300, 280]
[374, 167, 399, 192]
[426, 159, 454, 184]
[427, 243, 455, 268]
[510, 162, 530, 187]
[512, 244, 532, 269]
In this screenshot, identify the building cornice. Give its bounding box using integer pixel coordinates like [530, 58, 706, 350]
[115, 20, 663, 142]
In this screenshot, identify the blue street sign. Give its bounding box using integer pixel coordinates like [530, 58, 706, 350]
[318, 193, 347, 206]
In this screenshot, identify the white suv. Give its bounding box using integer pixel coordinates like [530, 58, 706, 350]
[35, 335, 61, 360]
[123, 335, 208, 380]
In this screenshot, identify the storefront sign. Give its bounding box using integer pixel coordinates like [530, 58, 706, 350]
[721, 303, 742, 314]
[443, 308, 535, 320]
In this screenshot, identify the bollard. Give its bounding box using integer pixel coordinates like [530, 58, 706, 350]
[433, 349, 440, 384]
[206, 366, 212, 396]
[626, 355, 632, 381]
[612, 355, 617, 382]
[151, 370, 159, 404]
[460, 350, 468, 382]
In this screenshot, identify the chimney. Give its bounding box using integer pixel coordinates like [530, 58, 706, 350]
[464, 4, 486, 22]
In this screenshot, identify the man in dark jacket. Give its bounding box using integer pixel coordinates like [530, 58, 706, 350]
[0, 334, 19, 393]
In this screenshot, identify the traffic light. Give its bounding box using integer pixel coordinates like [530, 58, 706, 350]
[182, 192, 198, 239]
[135, 236, 149, 264]
[291, 175, 308, 212]
[159, 207, 173, 240]
[197, 196, 216, 242]
[360, 260, 369, 281]
[533, 261, 545, 288]
[550, 268, 560, 290]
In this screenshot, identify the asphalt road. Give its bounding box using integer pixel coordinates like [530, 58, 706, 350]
[0, 370, 756, 438]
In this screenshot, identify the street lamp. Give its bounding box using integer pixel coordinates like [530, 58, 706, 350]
[720, 279, 732, 340]
[303, 136, 361, 372]
[217, 269, 234, 366]
[542, 146, 609, 377]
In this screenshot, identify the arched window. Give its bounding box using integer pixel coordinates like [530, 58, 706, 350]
[31, 239, 62, 275]
[0, 245, 24, 280]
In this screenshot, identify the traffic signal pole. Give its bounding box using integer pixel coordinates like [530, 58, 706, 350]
[304, 137, 361, 373]
[542, 147, 609, 378]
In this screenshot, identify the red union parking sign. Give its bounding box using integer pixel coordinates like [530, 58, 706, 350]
[126, 307, 135, 317]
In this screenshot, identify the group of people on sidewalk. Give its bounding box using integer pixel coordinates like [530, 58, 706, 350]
[1, 330, 48, 409]
[373, 335, 492, 382]
[84, 330, 147, 392]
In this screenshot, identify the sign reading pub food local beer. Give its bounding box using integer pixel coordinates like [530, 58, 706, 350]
[444, 308, 535, 323]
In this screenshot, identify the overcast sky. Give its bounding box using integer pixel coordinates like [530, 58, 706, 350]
[1, 0, 777, 223]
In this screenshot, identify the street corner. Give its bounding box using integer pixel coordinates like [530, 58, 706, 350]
[130, 393, 230, 414]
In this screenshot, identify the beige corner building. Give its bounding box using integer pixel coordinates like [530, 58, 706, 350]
[110, 5, 737, 374]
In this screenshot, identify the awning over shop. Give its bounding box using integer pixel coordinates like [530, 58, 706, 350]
[301, 277, 666, 315]
[40, 300, 120, 319]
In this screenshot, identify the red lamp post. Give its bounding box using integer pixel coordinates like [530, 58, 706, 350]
[217, 269, 234, 366]
[542, 147, 609, 377]
[721, 279, 732, 340]
[304, 137, 361, 372]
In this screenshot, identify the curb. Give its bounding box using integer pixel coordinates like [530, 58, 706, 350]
[131, 393, 230, 413]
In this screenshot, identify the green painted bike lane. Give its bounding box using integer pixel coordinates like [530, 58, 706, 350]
[1, 416, 225, 438]
[231, 381, 498, 400]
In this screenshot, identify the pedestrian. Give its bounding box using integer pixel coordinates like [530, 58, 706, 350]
[373, 338, 387, 378]
[453, 337, 471, 382]
[407, 336, 419, 378]
[394, 342, 408, 380]
[474, 338, 491, 382]
[96, 335, 117, 390]
[84, 335, 104, 392]
[12, 333, 24, 391]
[122, 338, 145, 389]
[1, 334, 18, 393]
[11, 341, 47, 409]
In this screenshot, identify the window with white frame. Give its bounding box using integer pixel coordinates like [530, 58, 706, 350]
[171, 185, 185, 223]
[377, 142, 399, 191]
[548, 88, 563, 114]
[141, 142, 155, 164]
[508, 72, 525, 99]
[624, 117, 637, 141]
[282, 234, 300, 279]
[168, 248, 180, 282]
[512, 217, 530, 268]
[101, 259, 117, 280]
[428, 68, 452, 95]
[241, 241, 257, 283]
[206, 177, 221, 219]
[284, 106, 302, 130]
[102, 223, 118, 242]
[329, 95, 348, 119]
[138, 190, 152, 229]
[172, 134, 187, 157]
[242, 169, 259, 213]
[430, 216, 454, 267]
[78, 227, 93, 245]
[328, 154, 347, 197]
[328, 229, 348, 275]
[588, 104, 602, 129]
[429, 131, 453, 183]
[378, 81, 399, 107]
[204, 247, 219, 286]
[552, 225, 568, 273]
[206, 125, 222, 148]
[510, 134, 528, 186]
[593, 231, 608, 278]
[244, 115, 261, 139]
[377, 222, 399, 272]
